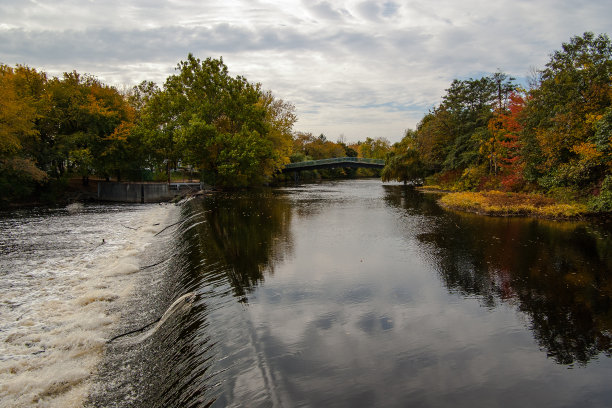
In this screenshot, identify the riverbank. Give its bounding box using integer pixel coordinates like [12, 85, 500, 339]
[433, 190, 590, 219]
[1, 178, 209, 209]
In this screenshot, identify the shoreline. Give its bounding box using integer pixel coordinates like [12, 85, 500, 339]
[417, 187, 597, 220]
[1, 179, 209, 211]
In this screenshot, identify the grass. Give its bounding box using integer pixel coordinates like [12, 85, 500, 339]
[438, 191, 589, 219]
[417, 185, 457, 193]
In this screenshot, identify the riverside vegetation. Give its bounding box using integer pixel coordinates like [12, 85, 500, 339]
[0, 54, 390, 205]
[1, 32, 611, 217]
[381, 32, 612, 218]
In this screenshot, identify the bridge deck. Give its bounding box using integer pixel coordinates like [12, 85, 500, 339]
[283, 157, 385, 172]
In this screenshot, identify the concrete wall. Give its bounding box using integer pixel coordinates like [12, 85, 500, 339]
[98, 182, 176, 203]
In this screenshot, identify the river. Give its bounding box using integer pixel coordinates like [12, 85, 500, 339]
[2, 179, 612, 407]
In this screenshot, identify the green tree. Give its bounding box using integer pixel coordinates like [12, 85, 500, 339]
[382, 130, 424, 184]
[31, 72, 135, 182]
[523, 32, 612, 190]
[358, 137, 391, 159]
[139, 54, 295, 187]
[410, 73, 517, 189]
[440, 76, 501, 170]
[414, 107, 456, 173]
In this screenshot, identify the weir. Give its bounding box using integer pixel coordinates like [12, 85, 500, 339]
[97, 182, 204, 203]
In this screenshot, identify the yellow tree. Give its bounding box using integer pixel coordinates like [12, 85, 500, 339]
[0, 66, 38, 156]
[257, 90, 296, 173]
[0, 65, 46, 202]
[358, 137, 391, 159]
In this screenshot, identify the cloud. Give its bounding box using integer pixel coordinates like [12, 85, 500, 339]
[381, 2, 400, 18]
[304, 1, 351, 21]
[1, 0, 610, 142]
[356, 0, 399, 21]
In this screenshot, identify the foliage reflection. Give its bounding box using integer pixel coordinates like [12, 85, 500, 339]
[189, 191, 294, 299]
[384, 185, 612, 365]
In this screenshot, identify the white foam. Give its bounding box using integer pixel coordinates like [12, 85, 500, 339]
[65, 203, 84, 214]
[0, 203, 178, 407]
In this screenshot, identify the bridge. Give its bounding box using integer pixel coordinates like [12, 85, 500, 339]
[282, 157, 385, 172]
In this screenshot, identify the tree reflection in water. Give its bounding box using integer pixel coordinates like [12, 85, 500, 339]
[190, 191, 294, 300]
[383, 185, 612, 366]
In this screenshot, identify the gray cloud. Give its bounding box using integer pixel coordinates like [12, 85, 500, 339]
[381, 2, 400, 18]
[356, 1, 382, 21]
[304, 1, 352, 21]
[356, 0, 400, 21]
[1, 0, 610, 142]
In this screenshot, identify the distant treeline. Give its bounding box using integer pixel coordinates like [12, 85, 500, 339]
[383, 32, 612, 212]
[0, 53, 394, 204]
[281, 133, 391, 180]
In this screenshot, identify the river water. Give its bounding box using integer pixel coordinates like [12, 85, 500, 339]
[2, 179, 612, 407]
[0, 203, 178, 407]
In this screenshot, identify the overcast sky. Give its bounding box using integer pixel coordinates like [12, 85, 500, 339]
[1, 0, 610, 143]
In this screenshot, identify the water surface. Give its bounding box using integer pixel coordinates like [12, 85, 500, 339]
[131, 179, 612, 407]
[0, 203, 174, 407]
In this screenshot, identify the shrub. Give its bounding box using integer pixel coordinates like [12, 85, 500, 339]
[588, 175, 612, 212]
[439, 191, 588, 218]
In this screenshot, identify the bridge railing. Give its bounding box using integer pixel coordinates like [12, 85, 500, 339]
[284, 157, 385, 169]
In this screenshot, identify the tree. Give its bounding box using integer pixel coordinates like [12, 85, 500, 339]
[487, 92, 526, 190]
[0, 65, 38, 157]
[492, 71, 517, 111]
[133, 86, 181, 182]
[414, 107, 456, 173]
[402, 33, 611, 202]
[410, 73, 517, 190]
[523, 32, 612, 189]
[290, 132, 345, 160]
[358, 137, 391, 159]
[0, 65, 47, 202]
[440, 75, 509, 171]
[27, 71, 136, 182]
[139, 54, 296, 187]
[382, 130, 424, 184]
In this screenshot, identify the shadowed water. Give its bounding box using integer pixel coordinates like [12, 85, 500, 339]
[113, 180, 612, 406]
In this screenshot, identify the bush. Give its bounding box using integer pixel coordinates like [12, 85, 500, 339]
[427, 170, 462, 190]
[37, 176, 69, 205]
[548, 186, 584, 204]
[589, 175, 612, 212]
[439, 191, 588, 218]
[456, 166, 487, 191]
[0, 158, 47, 205]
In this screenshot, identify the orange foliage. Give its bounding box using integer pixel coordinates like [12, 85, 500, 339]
[487, 92, 526, 191]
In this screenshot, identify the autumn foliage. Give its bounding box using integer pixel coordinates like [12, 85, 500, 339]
[386, 32, 612, 212]
[0, 55, 299, 203]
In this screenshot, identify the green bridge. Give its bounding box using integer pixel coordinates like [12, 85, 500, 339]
[282, 157, 385, 172]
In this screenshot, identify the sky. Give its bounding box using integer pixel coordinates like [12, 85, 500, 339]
[1, 0, 610, 143]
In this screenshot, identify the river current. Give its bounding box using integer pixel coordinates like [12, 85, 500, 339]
[0, 203, 178, 407]
[2, 179, 612, 407]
